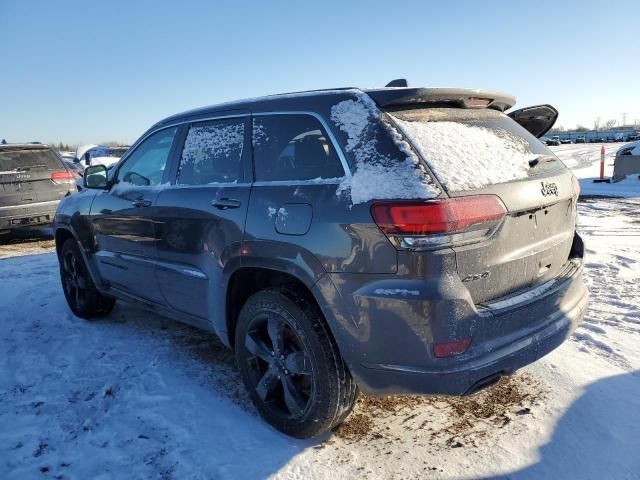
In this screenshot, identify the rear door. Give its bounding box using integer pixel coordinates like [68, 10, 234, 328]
[154, 115, 251, 320]
[389, 107, 577, 304]
[89, 127, 178, 303]
[0, 146, 72, 208]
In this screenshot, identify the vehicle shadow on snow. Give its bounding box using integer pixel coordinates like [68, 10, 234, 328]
[102, 303, 324, 473]
[484, 370, 640, 480]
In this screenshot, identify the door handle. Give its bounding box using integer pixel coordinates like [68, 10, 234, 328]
[131, 199, 152, 208]
[211, 198, 242, 210]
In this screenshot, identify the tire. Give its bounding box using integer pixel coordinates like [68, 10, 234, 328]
[235, 288, 356, 438]
[59, 238, 115, 319]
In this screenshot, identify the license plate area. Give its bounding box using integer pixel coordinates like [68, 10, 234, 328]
[11, 215, 50, 225]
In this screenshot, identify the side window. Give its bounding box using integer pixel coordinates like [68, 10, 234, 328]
[253, 114, 344, 182]
[117, 127, 177, 186]
[177, 118, 245, 185]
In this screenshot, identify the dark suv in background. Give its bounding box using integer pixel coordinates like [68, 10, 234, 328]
[54, 84, 588, 438]
[0, 143, 76, 234]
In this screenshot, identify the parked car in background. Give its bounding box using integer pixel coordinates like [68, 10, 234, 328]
[59, 151, 76, 161]
[576, 135, 586, 143]
[628, 132, 640, 141]
[62, 158, 84, 177]
[560, 138, 572, 144]
[549, 135, 561, 146]
[74, 144, 111, 166]
[0, 143, 76, 234]
[90, 146, 130, 168]
[54, 84, 587, 438]
[614, 133, 625, 142]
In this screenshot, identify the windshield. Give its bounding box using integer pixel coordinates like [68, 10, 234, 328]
[388, 108, 563, 193]
[0, 148, 63, 172]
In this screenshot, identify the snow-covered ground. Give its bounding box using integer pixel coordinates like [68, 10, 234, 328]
[1, 144, 639, 479]
[550, 142, 640, 197]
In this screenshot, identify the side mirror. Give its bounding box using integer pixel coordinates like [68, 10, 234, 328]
[84, 164, 109, 189]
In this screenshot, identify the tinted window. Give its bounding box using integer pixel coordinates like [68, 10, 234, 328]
[253, 114, 344, 181]
[117, 127, 177, 186]
[0, 148, 63, 171]
[177, 118, 245, 185]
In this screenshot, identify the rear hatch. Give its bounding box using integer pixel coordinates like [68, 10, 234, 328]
[0, 146, 74, 208]
[387, 107, 577, 304]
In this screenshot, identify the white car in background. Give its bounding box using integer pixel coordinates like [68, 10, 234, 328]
[90, 146, 129, 167]
[75, 145, 129, 167]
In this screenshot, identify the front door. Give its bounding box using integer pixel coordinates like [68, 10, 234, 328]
[89, 126, 179, 303]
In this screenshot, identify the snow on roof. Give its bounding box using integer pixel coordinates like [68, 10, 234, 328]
[330, 95, 439, 205]
[392, 118, 537, 192]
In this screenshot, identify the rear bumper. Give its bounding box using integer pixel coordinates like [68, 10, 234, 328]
[0, 200, 59, 230]
[359, 283, 586, 396]
[313, 253, 588, 396]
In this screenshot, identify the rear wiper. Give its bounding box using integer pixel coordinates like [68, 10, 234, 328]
[528, 155, 557, 169]
[16, 164, 47, 171]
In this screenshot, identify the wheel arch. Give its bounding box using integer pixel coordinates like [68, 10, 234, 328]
[54, 226, 103, 288]
[224, 266, 334, 351]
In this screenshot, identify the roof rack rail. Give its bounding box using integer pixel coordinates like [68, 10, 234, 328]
[265, 86, 356, 98]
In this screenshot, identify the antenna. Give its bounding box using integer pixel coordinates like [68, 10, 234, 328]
[385, 79, 409, 88]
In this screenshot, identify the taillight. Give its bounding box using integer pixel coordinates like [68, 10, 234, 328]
[571, 175, 581, 198]
[371, 195, 506, 250]
[51, 170, 75, 185]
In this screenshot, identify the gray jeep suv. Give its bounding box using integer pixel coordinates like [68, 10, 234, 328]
[54, 84, 588, 438]
[1, 143, 76, 233]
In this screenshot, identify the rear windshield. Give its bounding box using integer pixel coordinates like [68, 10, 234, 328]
[0, 148, 63, 172]
[389, 108, 563, 192]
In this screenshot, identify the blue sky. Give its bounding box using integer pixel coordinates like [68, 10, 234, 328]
[1, 0, 638, 144]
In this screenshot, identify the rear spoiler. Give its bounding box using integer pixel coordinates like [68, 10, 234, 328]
[364, 87, 516, 112]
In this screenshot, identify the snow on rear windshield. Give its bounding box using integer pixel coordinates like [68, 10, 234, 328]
[390, 109, 549, 192]
[330, 95, 439, 205]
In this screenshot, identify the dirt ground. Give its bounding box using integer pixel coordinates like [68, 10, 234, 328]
[0, 228, 55, 259]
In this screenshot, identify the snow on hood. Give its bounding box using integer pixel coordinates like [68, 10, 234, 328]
[330, 95, 439, 205]
[392, 118, 538, 192]
[91, 156, 120, 167]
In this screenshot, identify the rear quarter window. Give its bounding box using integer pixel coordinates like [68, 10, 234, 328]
[389, 108, 564, 192]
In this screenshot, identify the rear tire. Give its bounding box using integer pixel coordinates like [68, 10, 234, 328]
[59, 238, 115, 319]
[235, 288, 356, 438]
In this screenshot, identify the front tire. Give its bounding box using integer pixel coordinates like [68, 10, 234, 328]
[59, 238, 115, 319]
[235, 288, 356, 438]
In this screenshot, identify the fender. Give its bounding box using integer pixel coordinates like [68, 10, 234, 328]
[53, 224, 105, 291]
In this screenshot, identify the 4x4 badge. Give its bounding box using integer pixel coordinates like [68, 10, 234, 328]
[540, 181, 558, 197]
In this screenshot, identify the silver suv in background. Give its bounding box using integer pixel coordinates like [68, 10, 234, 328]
[54, 83, 587, 438]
